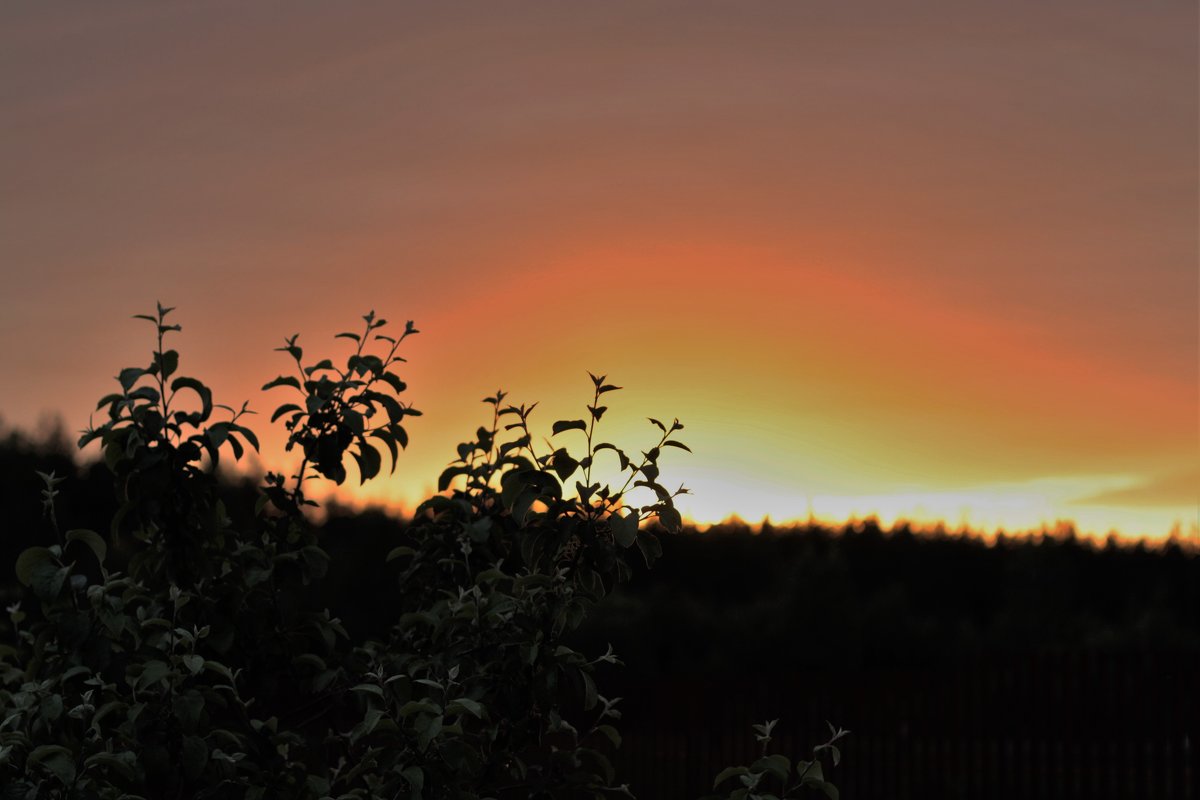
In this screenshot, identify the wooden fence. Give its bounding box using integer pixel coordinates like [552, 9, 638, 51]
[609, 651, 1199, 799]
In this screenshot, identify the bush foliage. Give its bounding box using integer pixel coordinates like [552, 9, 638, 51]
[0, 307, 843, 799]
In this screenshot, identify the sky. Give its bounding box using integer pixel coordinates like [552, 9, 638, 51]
[2, 2, 1196, 539]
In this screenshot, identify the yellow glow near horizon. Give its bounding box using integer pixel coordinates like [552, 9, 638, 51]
[674, 471, 1199, 541]
[4, 3, 1197, 542]
[110, 234, 1195, 544]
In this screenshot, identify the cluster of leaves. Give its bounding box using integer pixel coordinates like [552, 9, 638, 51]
[705, 721, 849, 800]
[363, 373, 692, 797]
[264, 310, 419, 493]
[0, 306, 843, 799]
[0, 306, 418, 799]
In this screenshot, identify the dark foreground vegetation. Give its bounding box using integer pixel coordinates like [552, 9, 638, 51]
[312, 514, 1200, 799]
[4, 409, 1197, 798]
[0, 308, 845, 800]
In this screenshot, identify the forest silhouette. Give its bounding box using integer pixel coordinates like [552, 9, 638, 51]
[4, 419, 1196, 670]
[3, 420, 1197, 798]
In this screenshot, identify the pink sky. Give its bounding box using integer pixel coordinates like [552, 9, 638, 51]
[2, 2, 1196, 538]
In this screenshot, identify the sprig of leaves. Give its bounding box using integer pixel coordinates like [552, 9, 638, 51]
[707, 721, 850, 800]
[264, 311, 419, 492]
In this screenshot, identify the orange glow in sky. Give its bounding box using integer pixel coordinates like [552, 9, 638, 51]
[1, 3, 1196, 540]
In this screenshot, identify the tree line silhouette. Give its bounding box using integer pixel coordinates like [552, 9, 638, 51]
[6, 419, 1195, 673]
[5, 420, 1198, 798]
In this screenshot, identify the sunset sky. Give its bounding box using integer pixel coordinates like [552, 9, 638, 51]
[2, 2, 1196, 539]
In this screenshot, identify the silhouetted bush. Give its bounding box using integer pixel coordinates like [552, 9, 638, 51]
[0, 307, 843, 799]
